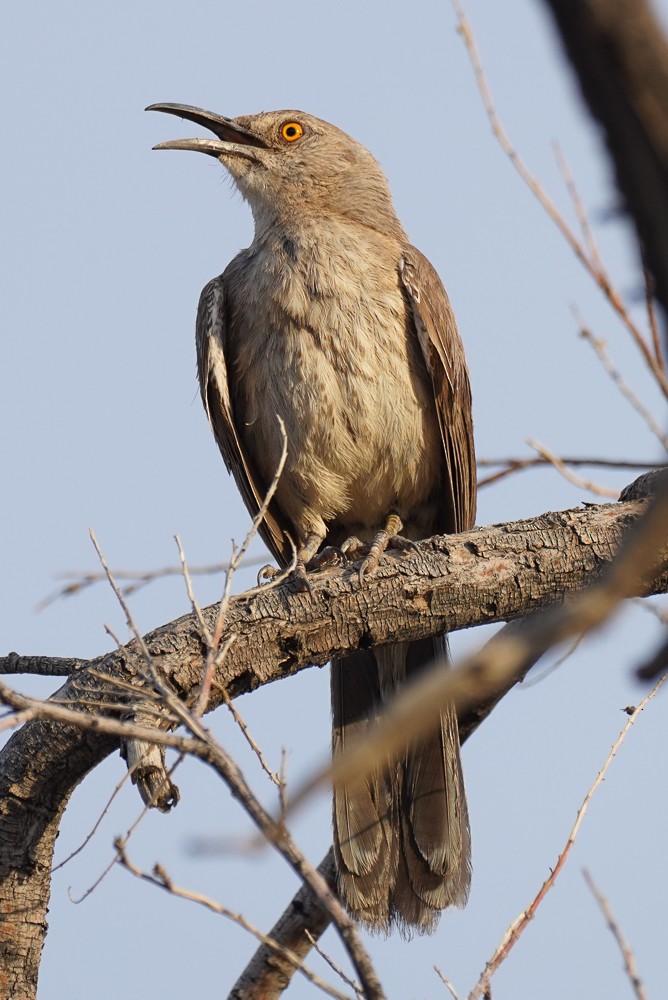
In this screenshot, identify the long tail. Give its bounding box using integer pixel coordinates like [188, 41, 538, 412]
[331, 636, 470, 935]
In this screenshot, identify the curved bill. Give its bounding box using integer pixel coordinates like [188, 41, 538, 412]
[146, 102, 267, 157]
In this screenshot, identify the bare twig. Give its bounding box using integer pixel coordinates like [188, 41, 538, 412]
[0, 708, 34, 735]
[305, 930, 362, 997]
[468, 675, 665, 999]
[578, 323, 668, 451]
[116, 844, 350, 1000]
[583, 869, 649, 1000]
[525, 438, 619, 498]
[51, 767, 134, 873]
[435, 967, 462, 1000]
[643, 267, 664, 372]
[34, 555, 269, 612]
[86, 468, 384, 999]
[216, 683, 283, 788]
[191, 415, 290, 721]
[554, 143, 604, 275]
[476, 456, 658, 490]
[156, 702, 383, 995]
[451, 0, 668, 400]
[230, 850, 338, 999]
[519, 632, 585, 687]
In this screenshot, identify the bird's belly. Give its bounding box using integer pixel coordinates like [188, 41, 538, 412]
[236, 315, 442, 539]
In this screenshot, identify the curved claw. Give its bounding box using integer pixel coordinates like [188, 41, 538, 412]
[306, 545, 347, 570]
[257, 563, 279, 587]
[357, 514, 418, 585]
[388, 535, 419, 554]
[289, 562, 312, 594]
[340, 535, 366, 559]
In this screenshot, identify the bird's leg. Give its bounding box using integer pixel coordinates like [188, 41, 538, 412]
[305, 545, 347, 570]
[289, 530, 329, 591]
[257, 530, 337, 589]
[358, 512, 418, 584]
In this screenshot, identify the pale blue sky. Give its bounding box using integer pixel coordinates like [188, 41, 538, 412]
[1, 2, 666, 997]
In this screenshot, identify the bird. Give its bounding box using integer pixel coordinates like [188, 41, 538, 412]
[147, 103, 476, 935]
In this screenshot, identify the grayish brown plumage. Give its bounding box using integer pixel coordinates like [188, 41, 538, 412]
[148, 103, 476, 935]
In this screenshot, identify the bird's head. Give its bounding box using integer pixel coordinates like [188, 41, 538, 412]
[147, 104, 404, 237]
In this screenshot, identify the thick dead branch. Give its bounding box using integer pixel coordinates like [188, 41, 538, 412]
[1, 493, 667, 998]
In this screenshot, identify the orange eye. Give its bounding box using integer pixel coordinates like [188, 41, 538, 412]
[281, 121, 303, 142]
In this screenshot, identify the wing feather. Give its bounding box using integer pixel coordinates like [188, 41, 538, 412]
[195, 276, 292, 565]
[400, 248, 476, 533]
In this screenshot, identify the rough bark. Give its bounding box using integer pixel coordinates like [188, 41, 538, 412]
[1, 496, 667, 998]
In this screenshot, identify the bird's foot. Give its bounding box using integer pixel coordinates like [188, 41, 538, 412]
[305, 545, 347, 571]
[257, 560, 312, 592]
[257, 563, 279, 586]
[358, 514, 418, 584]
[289, 561, 312, 593]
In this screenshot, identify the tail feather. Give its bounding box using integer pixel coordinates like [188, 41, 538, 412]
[332, 650, 395, 924]
[331, 637, 470, 934]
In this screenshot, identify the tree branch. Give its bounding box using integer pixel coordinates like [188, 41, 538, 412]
[1, 493, 666, 998]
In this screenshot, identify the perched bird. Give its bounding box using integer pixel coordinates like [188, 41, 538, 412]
[148, 104, 476, 935]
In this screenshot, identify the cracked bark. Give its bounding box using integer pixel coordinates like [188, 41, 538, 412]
[1, 496, 667, 998]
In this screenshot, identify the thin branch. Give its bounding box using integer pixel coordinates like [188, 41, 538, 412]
[150, 691, 383, 996]
[554, 143, 605, 275]
[216, 683, 283, 788]
[519, 632, 585, 687]
[643, 267, 664, 371]
[451, 0, 668, 399]
[525, 439, 619, 498]
[0, 708, 34, 735]
[87, 468, 384, 999]
[305, 930, 362, 998]
[476, 456, 658, 490]
[583, 869, 649, 1000]
[229, 851, 338, 1000]
[116, 844, 350, 1000]
[435, 968, 462, 1000]
[0, 682, 205, 754]
[51, 766, 134, 873]
[34, 555, 269, 612]
[468, 675, 665, 999]
[578, 323, 668, 451]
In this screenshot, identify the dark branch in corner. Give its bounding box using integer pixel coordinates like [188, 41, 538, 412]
[540, 0, 668, 325]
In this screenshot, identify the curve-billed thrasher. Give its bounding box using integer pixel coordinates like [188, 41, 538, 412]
[148, 104, 476, 935]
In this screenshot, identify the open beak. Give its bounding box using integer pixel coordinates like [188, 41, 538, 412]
[146, 103, 267, 157]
